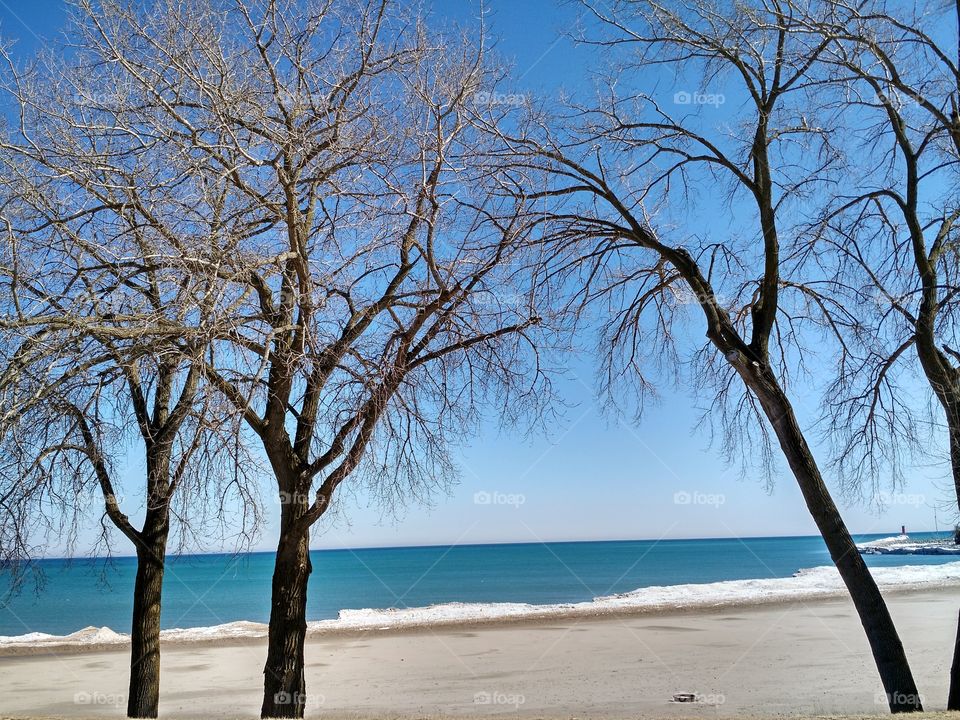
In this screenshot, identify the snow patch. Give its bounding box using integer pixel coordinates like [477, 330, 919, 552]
[857, 535, 960, 555]
[0, 625, 126, 647]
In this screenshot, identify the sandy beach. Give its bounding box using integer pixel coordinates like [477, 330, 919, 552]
[1, 586, 957, 718]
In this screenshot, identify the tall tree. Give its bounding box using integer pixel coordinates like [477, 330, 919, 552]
[57, 1, 553, 716]
[0, 28, 262, 716]
[787, 0, 960, 707]
[492, 0, 924, 711]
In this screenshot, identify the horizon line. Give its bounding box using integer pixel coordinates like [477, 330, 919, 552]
[26, 528, 948, 563]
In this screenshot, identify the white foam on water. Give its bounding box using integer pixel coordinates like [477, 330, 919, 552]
[3, 561, 959, 648]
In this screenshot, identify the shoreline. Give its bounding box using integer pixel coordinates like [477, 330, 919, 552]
[2, 583, 958, 659]
[3, 561, 960, 657]
[1, 586, 957, 717]
[7, 538, 957, 655]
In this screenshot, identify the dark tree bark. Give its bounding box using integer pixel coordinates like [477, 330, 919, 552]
[661, 239, 923, 711]
[736, 361, 923, 712]
[947, 411, 960, 709]
[126, 450, 173, 719]
[71, 408, 182, 719]
[68, 364, 199, 719]
[260, 489, 312, 719]
[911, 249, 960, 710]
[127, 513, 169, 719]
[950, 609, 960, 711]
[950, 407, 960, 523]
[931, 396, 960, 709]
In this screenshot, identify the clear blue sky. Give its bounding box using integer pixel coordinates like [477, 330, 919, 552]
[0, 0, 951, 556]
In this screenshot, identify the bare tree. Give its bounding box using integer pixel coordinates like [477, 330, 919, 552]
[780, 0, 960, 708]
[43, 1, 554, 717]
[0, 26, 263, 716]
[489, 0, 924, 711]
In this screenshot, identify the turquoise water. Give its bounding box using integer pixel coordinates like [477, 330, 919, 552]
[0, 533, 954, 637]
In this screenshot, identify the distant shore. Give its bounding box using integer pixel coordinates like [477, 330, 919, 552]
[1, 586, 957, 717]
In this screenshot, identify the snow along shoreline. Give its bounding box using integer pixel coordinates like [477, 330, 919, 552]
[3, 561, 960, 651]
[856, 534, 960, 555]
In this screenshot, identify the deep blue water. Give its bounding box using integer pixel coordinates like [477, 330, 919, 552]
[0, 532, 955, 636]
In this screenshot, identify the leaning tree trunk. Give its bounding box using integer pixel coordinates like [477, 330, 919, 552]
[944, 402, 960, 710]
[261, 493, 313, 719]
[943, 395, 960, 529]
[126, 510, 170, 719]
[950, 610, 960, 711]
[739, 360, 923, 713]
[914, 335, 960, 709]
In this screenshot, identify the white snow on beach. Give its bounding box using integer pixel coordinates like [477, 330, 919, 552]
[0, 625, 126, 648]
[3, 561, 959, 650]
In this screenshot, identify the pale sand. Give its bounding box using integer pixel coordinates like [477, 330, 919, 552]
[1, 588, 958, 718]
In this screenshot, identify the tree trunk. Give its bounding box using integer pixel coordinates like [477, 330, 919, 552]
[261, 516, 312, 718]
[949, 610, 960, 711]
[945, 407, 960, 709]
[126, 515, 169, 719]
[946, 398, 960, 523]
[742, 363, 923, 713]
[914, 341, 960, 707]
